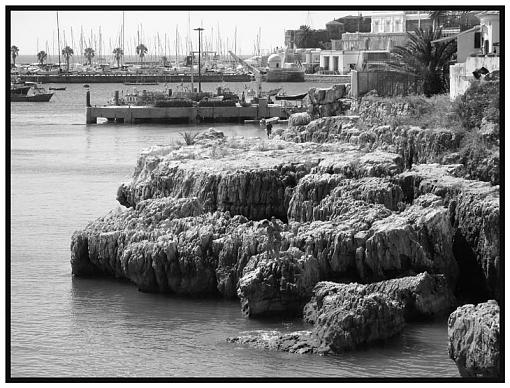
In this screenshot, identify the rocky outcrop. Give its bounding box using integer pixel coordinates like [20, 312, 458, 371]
[395, 164, 500, 300]
[448, 300, 500, 378]
[237, 249, 320, 317]
[356, 96, 430, 127]
[281, 115, 461, 170]
[306, 84, 349, 118]
[72, 139, 459, 305]
[227, 330, 317, 354]
[304, 272, 455, 325]
[73, 131, 496, 326]
[279, 115, 359, 143]
[360, 203, 457, 283]
[115, 137, 401, 222]
[229, 272, 455, 355]
[313, 290, 405, 353]
[229, 289, 405, 354]
[288, 175, 404, 223]
[288, 112, 312, 127]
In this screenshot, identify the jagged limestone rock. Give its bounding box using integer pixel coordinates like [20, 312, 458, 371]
[304, 272, 456, 325]
[395, 164, 500, 299]
[448, 300, 500, 377]
[237, 248, 320, 317]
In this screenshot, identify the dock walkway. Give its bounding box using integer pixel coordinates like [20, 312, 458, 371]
[86, 101, 288, 124]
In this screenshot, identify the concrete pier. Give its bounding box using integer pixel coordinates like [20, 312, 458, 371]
[86, 102, 288, 124]
[20, 73, 253, 84]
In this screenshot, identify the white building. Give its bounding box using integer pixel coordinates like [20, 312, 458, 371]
[477, 11, 500, 55]
[444, 11, 500, 99]
[319, 50, 389, 74]
[371, 11, 405, 33]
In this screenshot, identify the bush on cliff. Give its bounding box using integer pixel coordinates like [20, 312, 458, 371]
[458, 129, 499, 184]
[453, 81, 500, 130]
[179, 131, 199, 145]
[359, 94, 461, 131]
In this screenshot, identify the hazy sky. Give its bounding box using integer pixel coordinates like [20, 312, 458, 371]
[10, 10, 372, 58]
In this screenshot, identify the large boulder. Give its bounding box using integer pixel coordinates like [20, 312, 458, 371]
[448, 300, 500, 378]
[313, 290, 405, 353]
[237, 248, 320, 317]
[304, 272, 455, 325]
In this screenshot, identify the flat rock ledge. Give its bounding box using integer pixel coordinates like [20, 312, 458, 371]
[448, 300, 500, 378]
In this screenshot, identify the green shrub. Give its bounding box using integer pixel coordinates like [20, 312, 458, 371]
[359, 94, 462, 130]
[453, 80, 500, 130]
[179, 131, 199, 145]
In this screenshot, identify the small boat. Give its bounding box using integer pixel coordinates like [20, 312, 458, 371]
[275, 92, 308, 101]
[49, 87, 66, 91]
[10, 82, 53, 102]
[265, 87, 282, 96]
[11, 84, 31, 96]
[11, 77, 31, 95]
[83, 84, 90, 88]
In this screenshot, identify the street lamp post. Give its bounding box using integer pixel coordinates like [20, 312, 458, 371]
[194, 27, 205, 92]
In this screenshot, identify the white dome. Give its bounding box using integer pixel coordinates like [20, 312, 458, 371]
[267, 54, 281, 63]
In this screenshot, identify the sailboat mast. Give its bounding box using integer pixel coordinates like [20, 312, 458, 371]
[122, 11, 125, 65]
[234, 26, 237, 55]
[175, 26, 178, 66]
[56, 12, 61, 71]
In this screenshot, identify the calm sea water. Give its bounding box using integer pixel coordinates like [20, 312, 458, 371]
[10, 82, 461, 378]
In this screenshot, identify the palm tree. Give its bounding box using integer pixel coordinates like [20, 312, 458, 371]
[387, 27, 457, 97]
[113, 47, 124, 67]
[136, 43, 148, 63]
[11, 45, 19, 67]
[161, 56, 168, 67]
[37, 50, 47, 66]
[84, 47, 95, 66]
[62, 46, 74, 72]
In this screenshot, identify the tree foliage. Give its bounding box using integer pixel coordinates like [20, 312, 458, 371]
[37, 50, 47, 65]
[84, 47, 95, 65]
[113, 47, 124, 67]
[11, 45, 19, 66]
[385, 27, 457, 97]
[136, 44, 148, 62]
[62, 46, 74, 72]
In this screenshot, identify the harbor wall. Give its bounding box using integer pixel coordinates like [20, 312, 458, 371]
[86, 103, 286, 124]
[19, 73, 253, 84]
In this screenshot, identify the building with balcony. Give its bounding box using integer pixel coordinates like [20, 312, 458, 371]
[439, 11, 500, 99]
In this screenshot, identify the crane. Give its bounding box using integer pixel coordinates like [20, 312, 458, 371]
[228, 50, 262, 98]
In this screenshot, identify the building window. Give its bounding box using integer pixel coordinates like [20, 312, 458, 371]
[474, 32, 481, 49]
[385, 19, 391, 33]
[395, 19, 401, 32]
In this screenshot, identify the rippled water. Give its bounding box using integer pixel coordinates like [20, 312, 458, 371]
[10, 82, 461, 378]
